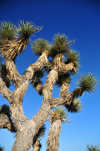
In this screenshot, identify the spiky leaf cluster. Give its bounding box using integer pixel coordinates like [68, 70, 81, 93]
[56, 73, 71, 87]
[65, 98, 82, 113]
[50, 33, 70, 58]
[77, 73, 98, 93]
[86, 144, 100, 151]
[0, 105, 11, 117]
[32, 39, 51, 55]
[65, 50, 80, 74]
[18, 21, 36, 39]
[53, 105, 67, 119]
[0, 21, 16, 41]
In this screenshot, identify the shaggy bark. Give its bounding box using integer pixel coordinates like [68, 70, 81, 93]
[60, 83, 69, 97]
[46, 119, 62, 151]
[59, 62, 76, 74]
[5, 60, 22, 87]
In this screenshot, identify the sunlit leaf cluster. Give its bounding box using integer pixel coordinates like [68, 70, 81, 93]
[49, 33, 70, 58]
[32, 39, 51, 55]
[77, 73, 98, 93]
[18, 21, 36, 39]
[0, 21, 16, 42]
[53, 105, 67, 119]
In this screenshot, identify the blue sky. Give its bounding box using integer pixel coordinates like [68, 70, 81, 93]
[0, 0, 100, 151]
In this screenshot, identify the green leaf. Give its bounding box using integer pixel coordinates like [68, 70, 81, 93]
[53, 105, 67, 119]
[50, 33, 70, 58]
[18, 20, 35, 39]
[77, 73, 98, 93]
[32, 38, 51, 55]
[0, 21, 16, 40]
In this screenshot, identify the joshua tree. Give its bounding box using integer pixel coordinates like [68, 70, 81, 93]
[86, 145, 100, 151]
[47, 105, 70, 151]
[32, 124, 46, 151]
[0, 21, 98, 151]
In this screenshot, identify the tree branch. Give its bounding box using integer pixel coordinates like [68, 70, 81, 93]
[43, 67, 58, 100]
[50, 87, 83, 108]
[11, 52, 49, 104]
[22, 51, 49, 81]
[5, 60, 22, 87]
[59, 62, 76, 74]
[0, 113, 16, 132]
[0, 78, 13, 103]
[32, 67, 59, 127]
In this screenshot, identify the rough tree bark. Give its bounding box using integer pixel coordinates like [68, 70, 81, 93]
[46, 119, 62, 151]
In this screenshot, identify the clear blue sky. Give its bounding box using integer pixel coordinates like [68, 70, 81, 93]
[0, 0, 100, 151]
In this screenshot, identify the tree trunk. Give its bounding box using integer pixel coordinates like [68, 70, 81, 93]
[33, 138, 41, 151]
[11, 101, 50, 151]
[12, 120, 36, 151]
[46, 119, 62, 151]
